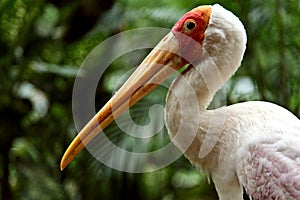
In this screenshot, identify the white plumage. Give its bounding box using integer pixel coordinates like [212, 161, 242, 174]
[165, 4, 300, 200]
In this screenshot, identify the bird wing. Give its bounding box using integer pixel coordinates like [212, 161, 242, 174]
[236, 133, 300, 200]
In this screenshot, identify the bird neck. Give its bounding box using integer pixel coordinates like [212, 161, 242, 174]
[166, 2, 247, 112]
[164, 4, 248, 198]
[164, 11, 247, 158]
[167, 46, 241, 114]
[164, 54, 229, 145]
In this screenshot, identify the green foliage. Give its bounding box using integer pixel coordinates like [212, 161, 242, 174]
[0, 0, 299, 199]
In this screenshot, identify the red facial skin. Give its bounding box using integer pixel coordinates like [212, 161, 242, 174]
[171, 6, 211, 64]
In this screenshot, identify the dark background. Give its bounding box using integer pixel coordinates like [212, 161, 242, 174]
[0, 0, 299, 199]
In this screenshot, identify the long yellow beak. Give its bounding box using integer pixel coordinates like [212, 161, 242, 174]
[60, 32, 187, 170]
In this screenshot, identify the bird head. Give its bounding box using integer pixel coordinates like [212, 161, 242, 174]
[60, 4, 246, 170]
[171, 6, 211, 63]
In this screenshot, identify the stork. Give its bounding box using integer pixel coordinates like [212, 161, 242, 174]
[60, 4, 300, 200]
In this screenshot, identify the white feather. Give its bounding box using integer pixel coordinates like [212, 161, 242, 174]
[165, 4, 300, 200]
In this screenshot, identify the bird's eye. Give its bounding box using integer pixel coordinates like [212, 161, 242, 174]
[183, 20, 197, 32]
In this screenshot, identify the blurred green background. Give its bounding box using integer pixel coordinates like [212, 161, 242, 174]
[0, 0, 299, 199]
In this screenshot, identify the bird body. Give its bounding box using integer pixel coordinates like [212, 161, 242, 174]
[61, 4, 300, 200]
[164, 4, 300, 199]
[167, 99, 300, 199]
